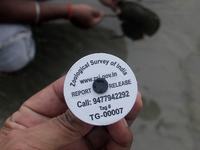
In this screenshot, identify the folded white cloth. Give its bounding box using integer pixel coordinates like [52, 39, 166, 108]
[0, 24, 35, 72]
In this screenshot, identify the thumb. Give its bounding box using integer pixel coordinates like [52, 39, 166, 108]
[93, 10, 104, 24]
[24, 109, 93, 150]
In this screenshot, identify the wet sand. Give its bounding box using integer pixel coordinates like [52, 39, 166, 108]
[1, 0, 200, 149]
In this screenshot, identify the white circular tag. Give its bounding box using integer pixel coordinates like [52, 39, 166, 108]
[64, 53, 138, 126]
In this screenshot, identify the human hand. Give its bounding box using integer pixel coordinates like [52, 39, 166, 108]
[70, 4, 104, 28]
[0, 76, 142, 150]
[100, 0, 125, 14]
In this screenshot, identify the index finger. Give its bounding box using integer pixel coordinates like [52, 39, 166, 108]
[125, 92, 143, 126]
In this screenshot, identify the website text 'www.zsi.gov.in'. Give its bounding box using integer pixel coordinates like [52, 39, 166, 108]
[79, 72, 117, 84]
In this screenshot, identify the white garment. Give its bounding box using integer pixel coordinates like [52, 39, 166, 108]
[0, 24, 32, 48]
[0, 24, 35, 72]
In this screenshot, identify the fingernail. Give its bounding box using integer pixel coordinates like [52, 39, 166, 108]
[122, 118, 128, 127]
[115, 8, 121, 14]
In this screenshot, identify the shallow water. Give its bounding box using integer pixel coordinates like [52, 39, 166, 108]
[1, 0, 200, 149]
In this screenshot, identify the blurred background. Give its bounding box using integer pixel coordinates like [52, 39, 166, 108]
[1, 0, 200, 149]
